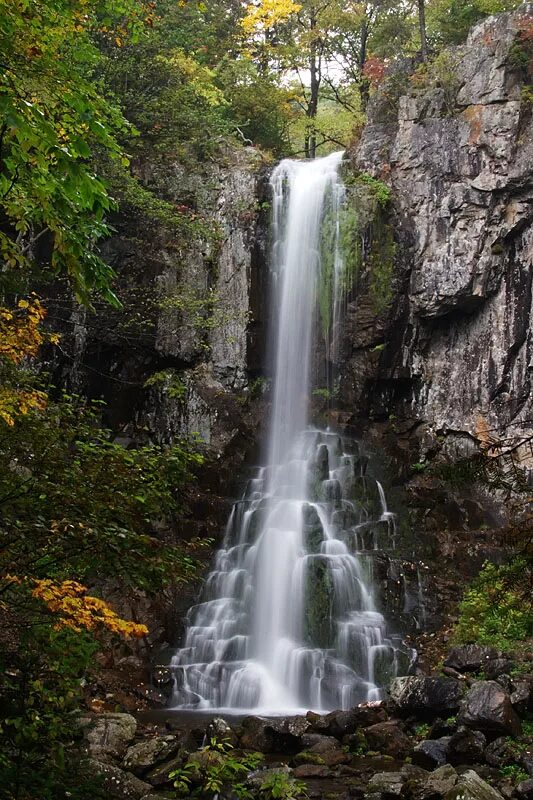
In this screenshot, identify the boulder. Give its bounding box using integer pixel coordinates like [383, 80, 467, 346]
[516, 779, 533, 800]
[364, 721, 411, 758]
[86, 760, 152, 800]
[300, 733, 342, 753]
[390, 677, 464, 718]
[206, 717, 238, 747]
[239, 715, 309, 753]
[309, 705, 388, 738]
[484, 660, 515, 681]
[444, 769, 505, 800]
[520, 754, 533, 778]
[417, 765, 458, 800]
[293, 764, 332, 779]
[510, 677, 533, 715]
[459, 681, 522, 737]
[444, 647, 499, 674]
[483, 737, 516, 768]
[80, 713, 137, 761]
[412, 738, 451, 769]
[366, 772, 404, 797]
[123, 736, 180, 775]
[448, 727, 486, 765]
[145, 753, 185, 787]
[246, 765, 292, 791]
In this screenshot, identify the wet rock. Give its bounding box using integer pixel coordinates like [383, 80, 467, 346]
[459, 681, 522, 737]
[389, 677, 464, 718]
[206, 717, 238, 747]
[444, 769, 505, 800]
[519, 754, 533, 778]
[417, 765, 458, 800]
[515, 779, 533, 800]
[293, 751, 327, 766]
[320, 749, 352, 767]
[444, 647, 499, 674]
[301, 733, 342, 753]
[80, 713, 137, 762]
[152, 667, 174, 697]
[239, 715, 309, 753]
[310, 704, 388, 738]
[123, 736, 180, 775]
[510, 677, 533, 715]
[484, 660, 515, 681]
[448, 727, 486, 765]
[86, 759, 152, 799]
[483, 737, 516, 768]
[412, 738, 451, 769]
[364, 721, 411, 758]
[366, 771, 404, 797]
[293, 764, 332, 779]
[145, 753, 185, 787]
[246, 765, 292, 790]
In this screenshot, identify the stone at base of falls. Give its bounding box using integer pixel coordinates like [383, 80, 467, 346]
[447, 727, 486, 765]
[417, 765, 459, 800]
[239, 715, 310, 753]
[516, 779, 533, 800]
[364, 721, 411, 758]
[123, 736, 180, 775]
[86, 759, 153, 800]
[444, 647, 500, 674]
[79, 712, 137, 762]
[307, 704, 389, 738]
[412, 738, 452, 769]
[389, 677, 465, 718]
[245, 765, 293, 791]
[444, 770, 505, 800]
[300, 733, 342, 753]
[366, 771, 404, 797]
[458, 681, 522, 737]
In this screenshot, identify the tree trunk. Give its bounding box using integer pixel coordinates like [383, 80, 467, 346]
[358, 20, 370, 111]
[305, 7, 319, 159]
[418, 0, 428, 62]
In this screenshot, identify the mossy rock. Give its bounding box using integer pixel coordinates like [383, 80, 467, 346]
[304, 556, 334, 648]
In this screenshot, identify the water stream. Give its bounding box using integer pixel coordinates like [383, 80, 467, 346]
[170, 152, 408, 713]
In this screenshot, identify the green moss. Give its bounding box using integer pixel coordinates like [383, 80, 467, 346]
[304, 557, 334, 648]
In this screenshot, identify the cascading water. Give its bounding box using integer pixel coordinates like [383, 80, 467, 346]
[170, 152, 409, 713]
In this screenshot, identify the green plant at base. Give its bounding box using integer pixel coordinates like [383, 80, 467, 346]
[169, 736, 263, 799]
[500, 765, 528, 784]
[415, 723, 431, 738]
[454, 558, 533, 652]
[259, 772, 308, 799]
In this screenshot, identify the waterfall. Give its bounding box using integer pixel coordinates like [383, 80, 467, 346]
[170, 152, 408, 713]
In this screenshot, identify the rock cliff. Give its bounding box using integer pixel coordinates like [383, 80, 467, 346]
[343, 5, 533, 474]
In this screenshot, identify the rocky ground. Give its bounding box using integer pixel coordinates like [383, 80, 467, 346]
[78, 644, 532, 800]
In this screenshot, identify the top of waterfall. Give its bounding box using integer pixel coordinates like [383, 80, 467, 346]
[270, 150, 345, 182]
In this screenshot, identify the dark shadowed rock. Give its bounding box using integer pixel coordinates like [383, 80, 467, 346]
[300, 733, 342, 753]
[510, 677, 533, 715]
[293, 764, 332, 779]
[308, 705, 388, 738]
[206, 717, 238, 747]
[412, 738, 451, 769]
[459, 681, 522, 737]
[239, 715, 309, 753]
[483, 737, 516, 768]
[484, 660, 515, 680]
[516, 779, 533, 800]
[364, 721, 411, 758]
[448, 727, 486, 765]
[389, 677, 464, 718]
[415, 765, 458, 800]
[444, 647, 499, 674]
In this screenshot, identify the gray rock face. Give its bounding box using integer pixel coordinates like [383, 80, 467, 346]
[123, 736, 180, 775]
[458, 680, 522, 736]
[364, 721, 412, 757]
[366, 772, 405, 797]
[444, 769, 505, 800]
[80, 713, 137, 762]
[412, 738, 452, 769]
[349, 5, 533, 467]
[86, 760, 152, 800]
[390, 676, 464, 717]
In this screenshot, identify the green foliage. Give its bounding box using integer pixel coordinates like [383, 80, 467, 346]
[356, 174, 392, 207]
[368, 214, 396, 314]
[427, 0, 521, 45]
[259, 772, 308, 799]
[455, 558, 533, 652]
[410, 50, 462, 114]
[500, 765, 529, 784]
[170, 736, 263, 799]
[0, 626, 100, 800]
[144, 369, 187, 400]
[0, 0, 148, 303]
[415, 723, 431, 738]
